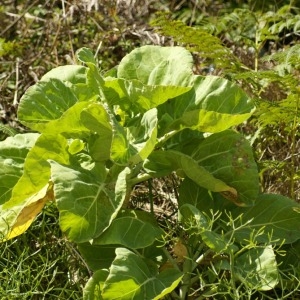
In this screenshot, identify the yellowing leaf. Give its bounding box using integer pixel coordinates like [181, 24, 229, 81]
[5, 183, 54, 240]
[173, 240, 188, 262]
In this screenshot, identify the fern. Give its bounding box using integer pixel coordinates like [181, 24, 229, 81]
[262, 44, 300, 77]
[0, 123, 17, 137]
[150, 12, 241, 71]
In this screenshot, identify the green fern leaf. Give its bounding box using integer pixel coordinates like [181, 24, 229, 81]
[0, 124, 18, 137]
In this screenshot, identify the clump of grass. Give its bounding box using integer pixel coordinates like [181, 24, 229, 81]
[0, 204, 89, 299]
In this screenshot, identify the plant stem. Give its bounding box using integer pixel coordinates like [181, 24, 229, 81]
[229, 250, 239, 298]
[180, 257, 193, 299]
[162, 247, 181, 272]
[156, 130, 178, 148]
[127, 173, 153, 186]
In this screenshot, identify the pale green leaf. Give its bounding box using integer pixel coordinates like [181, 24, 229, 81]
[18, 72, 99, 136]
[50, 163, 129, 242]
[40, 64, 97, 103]
[110, 120, 135, 166]
[40, 65, 87, 84]
[0, 134, 68, 240]
[117, 45, 194, 86]
[4, 134, 69, 209]
[18, 78, 78, 131]
[102, 248, 182, 300]
[40, 100, 96, 137]
[86, 62, 106, 98]
[0, 133, 39, 205]
[111, 108, 158, 165]
[235, 246, 278, 291]
[19, 78, 97, 136]
[94, 209, 164, 249]
[83, 269, 109, 300]
[77, 47, 97, 65]
[158, 75, 255, 135]
[104, 78, 191, 113]
[68, 139, 85, 155]
[81, 103, 112, 133]
[81, 102, 113, 162]
[18, 79, 97, 138]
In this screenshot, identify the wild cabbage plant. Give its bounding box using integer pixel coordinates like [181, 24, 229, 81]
[1, 46, 300, 299]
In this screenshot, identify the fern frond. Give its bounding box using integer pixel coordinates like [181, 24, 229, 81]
[215, 8, 257, 44]
[151, 12, 240, 70]
[257, 93, 300, 127]
[235, 69, 297, 91]
[262, 44, 300, 72]
[0, 124, 17, 137]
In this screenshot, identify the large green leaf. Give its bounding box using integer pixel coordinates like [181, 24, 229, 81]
[0, 133, 39, 205]
[117, 45, 194, 86]
[41, 64, 97, 103]
[144, 149, 237, 200]
[180, 180, 300, 245]
[0, 133, 41, 240]
[83, 269, 109, 300]
[3, 134, 69, 209]
[110, 108, 158, 166]
[40, 65, 87, 84]
[94, 209, 164, 249]
[86, 62, 106, 99]
[159, 128, 205, 155]
[102, 248, 183, 300]
[277, 240, 300, 288]
[18, 79, 98, 137]
[101, 46, 194, 115]
[0, 134, 69, 240]
[234, 246, 278, 291]
[18, 78, 78, 131]
[43, 101, 96, 137]
[178, 178, 215, 209]
[50, 163, 130, 243]
[81, 103, 113, 162]
[232, 194, 300, 244]
[190, 130, 259, 206]
[157, 75, 255, 135]
[104, 78, 191, 114]
[78, 243, 118, 271]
